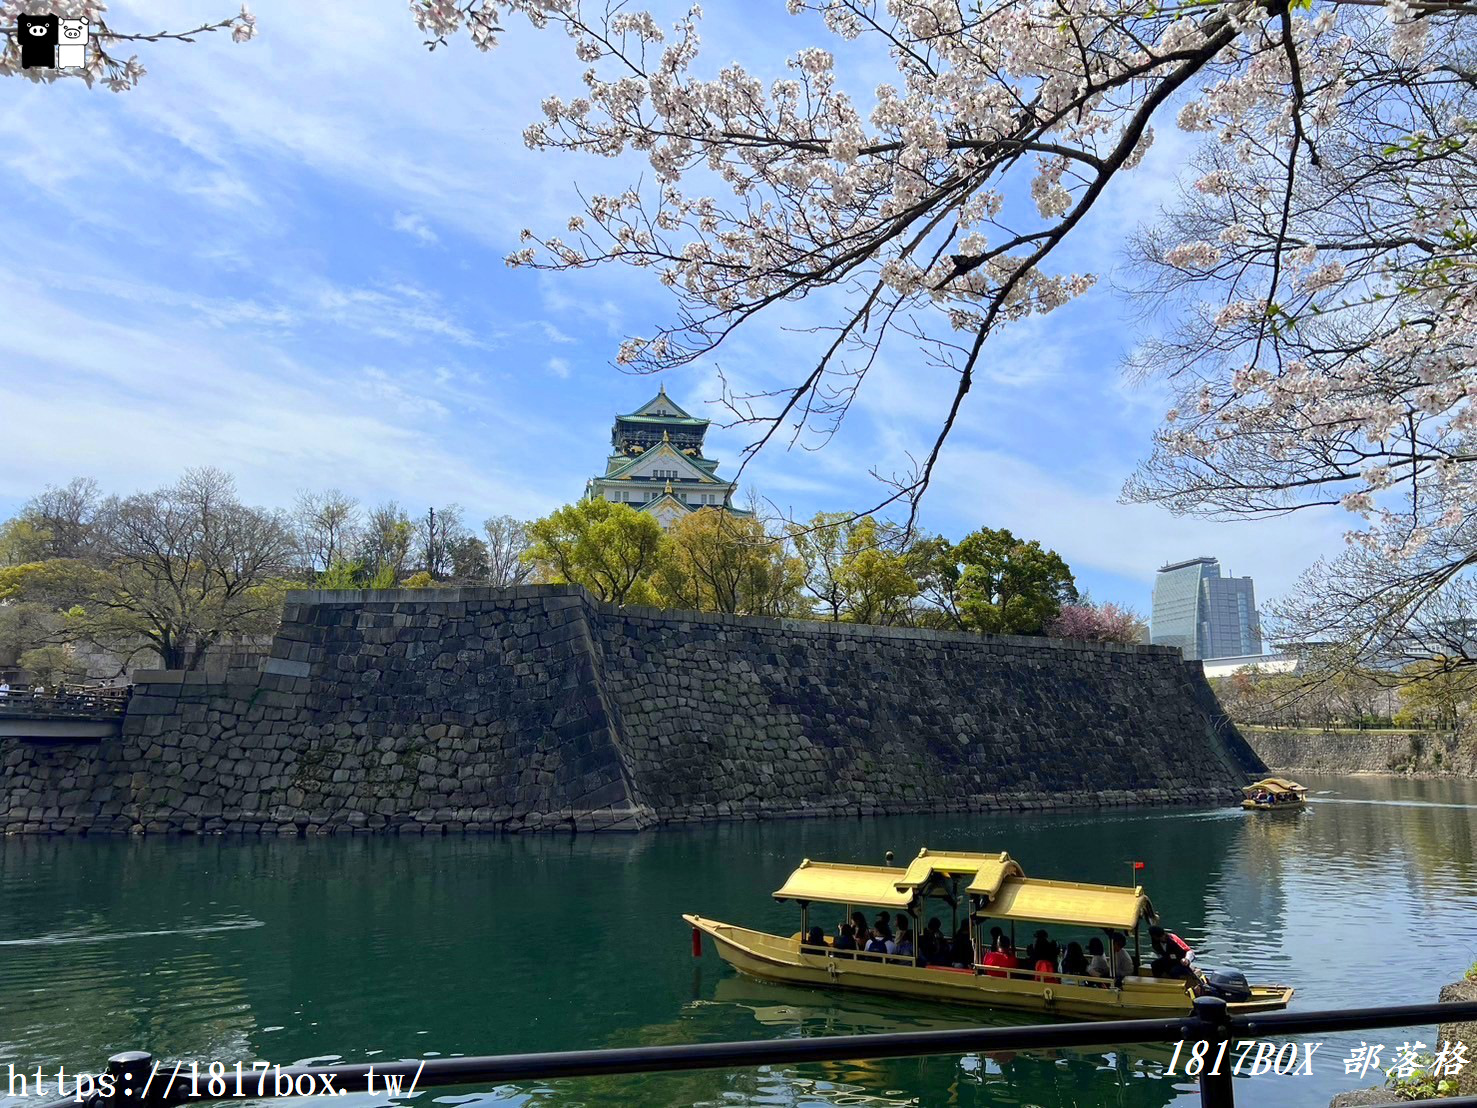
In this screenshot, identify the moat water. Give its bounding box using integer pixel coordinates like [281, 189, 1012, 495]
[4, 775, 1477, 1108]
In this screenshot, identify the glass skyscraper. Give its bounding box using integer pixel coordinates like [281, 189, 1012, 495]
[1150, 557, 1262, 661]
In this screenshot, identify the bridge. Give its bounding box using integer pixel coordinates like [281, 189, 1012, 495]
[0, 686, 131, 740]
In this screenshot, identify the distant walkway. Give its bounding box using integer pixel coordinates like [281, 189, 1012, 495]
[0, 686, 131, 721]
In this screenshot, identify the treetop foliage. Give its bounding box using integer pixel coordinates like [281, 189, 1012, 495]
[1, 472, 1098, 677]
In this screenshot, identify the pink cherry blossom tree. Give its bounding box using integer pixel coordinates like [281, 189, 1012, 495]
[1046, 600, 1147, 644]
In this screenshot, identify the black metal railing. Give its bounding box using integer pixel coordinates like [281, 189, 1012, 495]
[0, 686, 130, 719]
[29, 996, 1477, 1108]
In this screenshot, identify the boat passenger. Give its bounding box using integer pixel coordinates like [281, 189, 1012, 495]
[1062, 941, 1088, 977]
[1111, 933, 1135, 979]
[1086, 937, 1110, 978]
[1148, 925, 1168, 958]
[895, 927, 915, 958]
[983, 934, 1019, 978]
[835, 923, 858, 958]
[922, 917, 946, 962]
[851, 911, 869, 940]
[950, 921, 974, 967]
[1027, 929, 1052, 963]
[1034, 940, 1060, 982]
[805, 926, 827, 950]
[1152, 945, 1191, 979]
[865, 929, 889, 955]
[894, 913, 911, 938]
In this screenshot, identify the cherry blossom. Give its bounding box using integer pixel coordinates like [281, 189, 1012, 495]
[1121, 1, 1477, 669]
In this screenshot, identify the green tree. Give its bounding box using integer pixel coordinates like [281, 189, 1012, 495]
[0, 591, 67, 672]
[834, 517, 919, 626]
[789, 512, 921, 625]
[448, 535, 490, 583]
[789, 511, 852, 621]
[924, 528, 1076, 636]
[655, 509, 803, 616]
[358, 502, 415, 585]
[0, 518, 52, 566]
[17, 645, 86, 688]
[3, 470, 297, 671]
[1398, 661, 1477, 731]
[316, 558, 370, 589]
[525, 499, 667, 604]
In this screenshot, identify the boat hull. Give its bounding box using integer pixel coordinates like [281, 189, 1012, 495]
[685, 915, 1293, 1022]
[1241, 799, 1307, 811]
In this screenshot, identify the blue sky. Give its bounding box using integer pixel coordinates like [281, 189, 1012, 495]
[0, 0, 1347, 617]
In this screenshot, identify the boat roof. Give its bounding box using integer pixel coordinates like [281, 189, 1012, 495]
[1244, 777, 1307, 794]
[774, 847, 1151, 927]
[773, 860, 916, 909]
[974, 875, 1154, 931]
[897, 849, 1024, 898]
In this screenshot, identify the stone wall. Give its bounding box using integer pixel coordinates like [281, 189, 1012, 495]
[0, 586, 1264, 834]
[1245, 727, 1477, 777]
[1440, 977, 1477, 1098]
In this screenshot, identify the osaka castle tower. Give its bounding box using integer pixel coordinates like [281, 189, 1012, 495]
[584, 385, 750, 529]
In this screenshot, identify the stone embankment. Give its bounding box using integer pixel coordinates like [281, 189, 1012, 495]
[1329, 974, 1477, 1106]
[1245, 727, 1477, 778]
[2, 586, 1264, 834]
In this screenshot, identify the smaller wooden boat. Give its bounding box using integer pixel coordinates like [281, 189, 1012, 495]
[1241, 777, 1309, 811]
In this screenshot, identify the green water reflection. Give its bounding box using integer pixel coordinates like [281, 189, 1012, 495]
[4, 775, 1477, 1107]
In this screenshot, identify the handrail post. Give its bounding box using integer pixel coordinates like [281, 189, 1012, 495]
[107, 1052, 153, 1108]
[1190, 996, 1234, 1108]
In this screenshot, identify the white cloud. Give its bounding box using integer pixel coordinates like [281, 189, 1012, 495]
[391, 210, 439, 245]
[546, 356, 571, 379]
[925, 444, 1342, 603]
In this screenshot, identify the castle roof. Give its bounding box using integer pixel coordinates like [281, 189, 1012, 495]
[616, 383, 710, 427]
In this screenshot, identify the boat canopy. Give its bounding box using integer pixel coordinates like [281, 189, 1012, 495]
[897, 849, 1024, 897]
[775, 848, 1030, 909]
[1243, 777, 1307, 795]
[772, 860, 916, 909]
[974, 875, 1154, 931]
[773, 848, 1155, 929]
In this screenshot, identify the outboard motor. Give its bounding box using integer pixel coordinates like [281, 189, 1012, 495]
[1201, 968, 1253, 1003]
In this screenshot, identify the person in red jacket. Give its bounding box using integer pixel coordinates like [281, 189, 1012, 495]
[982, 933, 1019, 978]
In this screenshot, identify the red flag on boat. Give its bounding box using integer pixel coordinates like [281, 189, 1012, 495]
[1133, 861, 1145, 870]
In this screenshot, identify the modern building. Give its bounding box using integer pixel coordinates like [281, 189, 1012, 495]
[1150, 556, 1262, 661]
[585, 385, 751, 529]
[1200, 653, 1296, 679]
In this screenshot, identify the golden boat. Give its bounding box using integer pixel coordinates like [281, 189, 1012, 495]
[685, 848, 1294, 1021]
[1241, 777, 1309, 811]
